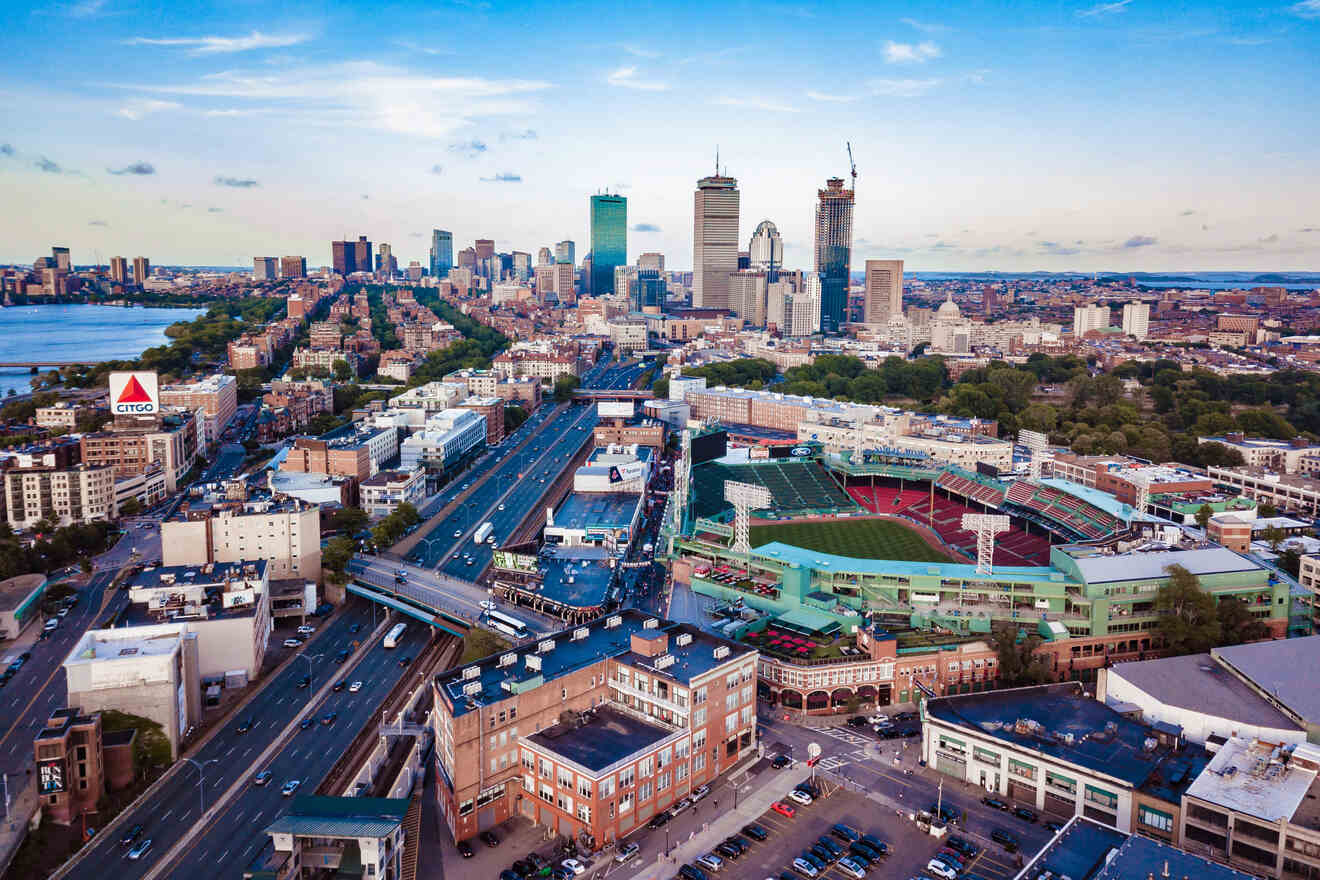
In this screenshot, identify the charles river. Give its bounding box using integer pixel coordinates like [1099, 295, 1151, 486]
[0, 303, 205, 399]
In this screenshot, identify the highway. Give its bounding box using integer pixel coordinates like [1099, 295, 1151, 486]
[152, 622, 433, 880]
[57, 600, 410, 880]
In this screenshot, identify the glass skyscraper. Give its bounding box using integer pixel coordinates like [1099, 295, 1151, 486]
[635, 269, 665, 311]
[590, 194, 627, 295]
[814, 178, 854, 334]
[429, 229, 452, 278]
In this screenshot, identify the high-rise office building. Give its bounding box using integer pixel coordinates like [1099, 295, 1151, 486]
[863, 259, 903, 324]
[1073, 303, 1111, 337]
[511, 251, 531, 282]
[132, 256, 151, 287]
[638, 252, 665, 272]
[331, 236, 372, 275]
[253, 257, 278, 281]
[614, 265, 637, 305]
[747, 220, 783, 274]
[429, 230, 453, 278]
[693, 172, 740, 310]
[555, 240, 575, 266]
[52, 246, 71, 271]
[109, 256, 128, 284]
[354, 236, 373, 275]
[554, 262, 576, 304]
[281, 256, 307, 279]
[729, 269, 768, 327]
[1121, 301, 1150, 340]
[536, 247, 553, 266]
[814, 177, 854, 334]
[457, 247, 476, 271]
[636, 269, 666, 311]
[589, 194, 627, 295]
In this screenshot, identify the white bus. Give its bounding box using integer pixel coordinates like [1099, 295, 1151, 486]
[485, 610, 530, 641]
[474, 522, 494, 545]
[383, 622, 407, 649]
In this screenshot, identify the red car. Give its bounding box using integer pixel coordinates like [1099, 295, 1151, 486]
[771, 801, 796, 818]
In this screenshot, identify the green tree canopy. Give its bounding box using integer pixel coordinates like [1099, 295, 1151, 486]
[1155, 564, 1221, 656]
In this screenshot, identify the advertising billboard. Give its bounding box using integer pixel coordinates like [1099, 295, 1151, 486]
[597, 401, 636, 419]
[109, 371, 159, 417]
[492, 550, 539, 574]
[38, 758, 65, 794]
[690, 429, 728, 466]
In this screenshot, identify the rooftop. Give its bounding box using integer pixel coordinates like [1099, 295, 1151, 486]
[1184, 736, 1320, 826]
[1211, 635, 1320, 723]
[129, 560, 267, 590]
[927, 682, 1210, 801]
[1054, 544, 1264, 585]
[525, 704, 675, 774]
[752, 540, 1069, 584]
[1107, 652, 1303, 733]
[263, 796, 408, 839]
[66, 624, 186, 664]
[1020, 816, 1258, 880]
[1095, 832, 1262, 880]
[552, 491, 642, 532]
[0, 573, 46, 613]
[537, 548, 614, 609]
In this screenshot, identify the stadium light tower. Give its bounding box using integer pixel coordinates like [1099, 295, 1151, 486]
[961, 513, 1010, 575]
[672, 429, 692, 531]
[1130, 471, 1151, 521]
[726, 480, 773, 557]
[1019, 430, 1049, 483]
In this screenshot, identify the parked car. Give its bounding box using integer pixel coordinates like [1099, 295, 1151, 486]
[613, 842, 640, 865]
[932, 803, 963, 822]
[845, 716, 869, 728]
[983, 795, 1010, 811]
[790, 858, 818, 878]
[560, 858, 585, 875]
[480, 830, 501, 848]
[690, 784, 710, 802]
[787, 789, 812, 806]
[647, 811, 670, 828]
[741, 823, 769, 841]
[947, 835, 980, 857]
[859, 834, 888, 855]
[1014, 806, 1039, 823]
[836, 857, 867, 879]
[771, 801, 796, 818]
[831, 823, 860, 843]
[695, 853, 723, 872]
[457, 840, 474, 858]
[991, 828, 1020, 852]
[715, 841, 741, 860]
[925, 858, 958, 880]
[678, 865, 708, 880]
[771, 754, 792, 769]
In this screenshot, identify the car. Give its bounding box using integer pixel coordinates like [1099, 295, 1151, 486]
[397, 655, 412, 667]
[57, 607, 71, 618]
[678, 865, 708, 880]
[1014, 805, 1039, 823]
[454, 530, 462, 538]
[480, 830, 501, 848]
[796, 780, 821, 799]
[253, 770, 272, 786]
[932, 803, 962, 822]
[350, 680, 363, 693]
[849, 842, 881, 864]
[695, 853, 723, 872]
[551, 867, 572, 880]
[741, 823, 769, 841]
[836, 857, 867, 879]
[127, 838, 153, 860]
[787, 789, 812, 806]
[321, 712, 338, 725]
[299, 716, 314, 730]
[991, 828, 1020, 852]
[715, 841, 740, 860]
[937, 848, 967, 870]
[670, 797, 692, 815]
[335, 649, 350, 664]
[947, 836, 980, 858]
[771, 754, 792, 769]
[802, 852, 827, 872]
[771, 801, 796, 818]
[831, 823, 860, 843]
[810, 844, 836, 864]
[297, 624, 315, 635]
[281, 779, 301, 796]
[283, 638, 303, 648]
[120, 824, 143, 846]
[561, 858, 585, 875]
[648, 810, 670, 828]
[726, 835, 750, 855]
[43, 619, 59, 632]
[790, 859, 818, 879]
[613, 841, 640, 865]
[845, 716, 869, 728]
[860, 834, 888, 854]
[925, 858, 958, 880]
[332, 680, 346, 692]
[1044, 820, 1066, 833]
[235, 718, 254, 733]
[295, 675, 311, 689]
[499, 872, 521, 880]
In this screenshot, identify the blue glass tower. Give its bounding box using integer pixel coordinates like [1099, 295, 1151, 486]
[814, 178, 853, 334]
[430, 229, 452, 278]
[590, 194, 627, 295]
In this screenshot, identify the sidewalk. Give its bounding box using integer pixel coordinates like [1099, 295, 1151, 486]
[619, 763, 812, 880]
[0, 777, 37, 878]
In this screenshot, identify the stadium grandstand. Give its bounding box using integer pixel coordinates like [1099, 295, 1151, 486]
[689, 459, 858, 520]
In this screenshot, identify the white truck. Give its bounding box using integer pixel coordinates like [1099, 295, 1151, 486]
[474, 522, 494, 545]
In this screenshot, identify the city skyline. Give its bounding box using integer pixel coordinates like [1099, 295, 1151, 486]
[1, 1, 1318, 271]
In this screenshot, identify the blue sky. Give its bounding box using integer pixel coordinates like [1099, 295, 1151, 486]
[2, 0, 1318, 271]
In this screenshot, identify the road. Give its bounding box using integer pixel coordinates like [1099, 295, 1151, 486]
[57, 600, 412, 880]
[152, 621, 433, 880]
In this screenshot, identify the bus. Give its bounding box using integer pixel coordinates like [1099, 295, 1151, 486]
[383, 623, 407, 649]
[474, 522, 494, 545]
[485, 609, 530, 641]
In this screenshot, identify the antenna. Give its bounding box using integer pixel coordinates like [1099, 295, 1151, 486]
[715, 145, 719, 177]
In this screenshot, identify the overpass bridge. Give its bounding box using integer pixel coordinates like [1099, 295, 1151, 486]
[571, 388, 653, 401]
[0, 360, 98, 369]
[347, 581, 472, 638]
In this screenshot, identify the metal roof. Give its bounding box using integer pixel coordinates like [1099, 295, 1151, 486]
[1212, 635, 1320, 723]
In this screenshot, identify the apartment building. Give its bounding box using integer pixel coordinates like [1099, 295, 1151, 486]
[33, 402, 99, 431]
[32, 708, 131, 825]
[1201, 434, 1320, 473]
[227, 334, 271, 370]
[3, 457, 115, 529]
[292, 346, 360, 377]
[432, 611, 757, 850]
[159, 374, 238, 449]
[161, 497, 322, 581]
[493, 348, 581, 385]
[1208, 466, 1320, 516]
[458, 396, 505, 446]
[360, 468, 427, 518]
[79, 410, 198, 493]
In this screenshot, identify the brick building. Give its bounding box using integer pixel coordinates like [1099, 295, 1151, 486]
[34, 707, 136, 825]
[459, 396, 506, 446]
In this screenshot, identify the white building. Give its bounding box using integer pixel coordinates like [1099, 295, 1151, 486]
[1073, 303, 1111, 336]
[3, 458, 115, 529]
[161, 498, 322, 581]
[360, 468, 427, 518]
[1121, 302, 1150, 340]
[399, 408, 487, 474]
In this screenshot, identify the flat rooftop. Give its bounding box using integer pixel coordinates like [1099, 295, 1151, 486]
[927, 682, 1209, 801]
[1212, 635, 1320, 723]
[1055, 544, 1264, 585]
[67, 626, 185, 662]
[1095, 832, 1261, 880]
[552, 491, 641, 531]
[537, 549, 614, 609]
[1108, 652, 1303, 733]
[263, 796, 408, 839]
[1185, 736, 1320, 826]
[526, 704, 674, 773]
[129, 559, 268, 589]
[1021, 817, 1259, 880]
[752, 541, 1069, 584]
[0, 573, 46, 613]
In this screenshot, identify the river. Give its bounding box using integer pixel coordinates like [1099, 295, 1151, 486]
[0, 303, 206, 399]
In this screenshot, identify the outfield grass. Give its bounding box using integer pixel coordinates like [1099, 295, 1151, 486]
[750, 517, 956, 563]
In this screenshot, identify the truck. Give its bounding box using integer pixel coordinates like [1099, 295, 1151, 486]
[474, 522, 494, 545]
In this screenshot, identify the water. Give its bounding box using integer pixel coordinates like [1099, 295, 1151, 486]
[0, 303, 205, 398]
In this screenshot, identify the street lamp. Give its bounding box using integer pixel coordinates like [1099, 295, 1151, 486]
[296, 653, 322, 703]
[182, 757, 220, 816]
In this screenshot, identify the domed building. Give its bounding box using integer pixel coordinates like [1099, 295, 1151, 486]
[748, 220, 783, 272]
[936, 292, 962, 322]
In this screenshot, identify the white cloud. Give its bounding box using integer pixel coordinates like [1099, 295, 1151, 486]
[605, 66, 668, 91]
[867, 78, 941, 97]
[712, 97, 799, 113]
[126, 31, 310, 55]
[1290, 0, 1320, 18]
[1077, 0, 1133, 18]
[619, 44, 661, 59]
[805, 90, 859, 103]
[901, 17, 950, 34]
[110, 62, 551, 139]
[116, 98, 180, 119]
[883, 40, 941, 63]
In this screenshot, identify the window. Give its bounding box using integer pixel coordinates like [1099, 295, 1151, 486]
[619, 791, 633, 814]
[576, 803, 591, 823]
[558, 768, 574, 790]
[639, 781, 652, 801]
[1046, 770, 1076, 794]
[639, 757, 653, 777]
[523, 775, 534, 794]
[658, 747, 671, 769]
[741, 685, 753, 704]
[522, 750, 534, 771]
[693, 707, 707, 727]
[694, 686, 707, 705]
[1008, 759, 1037, 781]
[619, 767, 635, 788]
[694, 730, 706, 750]
[724, 715, 737, 734]
[658, 771, 670, 791]
[740, 706, 754, 727]
[459, 798, 474, 816]
[539, 758, 552, 778]
[1139, 806, 1174, 833]
[676, 762, 688, 781]
[539, 783, 554, 803]
[694, 753, 706, 772]
[1084, 785, 1118, 811]
[578, 777, 592, 799]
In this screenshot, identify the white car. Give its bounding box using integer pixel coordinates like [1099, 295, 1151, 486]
[614, 842, 640, 865]
[479, 600, 496, 611]
[283, 638, 302, 648]
[453, 530, 462, 538]
[925, 858, 957, 880]
[791, 857, 819, 878]
[561, 858, 585, 875]
[281, 779, 301, 797]
[349, 681, 363, 693]
[787, 788, 813, 806]
[297, 624, 315, 635]
[836, 857, 867, 879]
[497, 503, 505, 511]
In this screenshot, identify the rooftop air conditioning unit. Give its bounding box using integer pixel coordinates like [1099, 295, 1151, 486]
[498, 652, 517, 668]
[643, 618, 659, 629]
[538, 639, 555, 654]
[463, 665, 480, 680]
[676, 633, 693, 647]
[573, 627, 589, 641]
[713, 645, 731, 660]
[606, 615, 622, 629]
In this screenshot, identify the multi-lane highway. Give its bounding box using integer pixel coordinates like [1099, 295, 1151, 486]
[57, 601, 421, 880]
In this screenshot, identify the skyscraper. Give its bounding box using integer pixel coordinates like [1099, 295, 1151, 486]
[430, 230, 453, 278]
[555, 240, 576, 266]
[863, 259, 903, 324]
[109, 256, 128, 284]
[51, 246, 71, 271]
[1073, 303, 1111, 336]
[589, 194, 627, 296]
[281, 256, 307, 279]
[1121, 301, 1150, 340]
[638, 252, 665, 272]
[693, 171, 740, 310]
[729, 269, 768, 327]
[636, 269, 665, 311]
[353, 236, 373, 275]
[332, 236, 372, 275]
[536, 247, 553, 266]
[132, 256, 151, 287]
[512, 251, 532, 282]
[814, 177, 854, 334]
[253, 257, 278, 281]
[747, 221, 783, 275]
[377, 243, 393, 279]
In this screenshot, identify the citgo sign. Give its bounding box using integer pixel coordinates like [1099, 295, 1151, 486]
[109, 371, 159, 416]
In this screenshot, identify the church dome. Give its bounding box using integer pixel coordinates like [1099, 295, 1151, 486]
[937, 295, 961, 319]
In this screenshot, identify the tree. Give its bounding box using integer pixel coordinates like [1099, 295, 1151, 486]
[1194, 504, 1214, 531]
[991, 625, 1052, 686]
[1216, 597, 1271, 646]
[322, 536, 356, 581]
[553, 374, 580, 402]
[332, 359, 353, 383]
[119, 497, 143, 517]
[1259, 525, 1287, 554]
[1155, 564, 1221, 656]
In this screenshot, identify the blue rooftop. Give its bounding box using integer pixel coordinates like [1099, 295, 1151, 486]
[751, 541, 1070, 583]
[526, 704, 675, 773]
[553, 491, 642, 531]
[537, 549, 615, 609]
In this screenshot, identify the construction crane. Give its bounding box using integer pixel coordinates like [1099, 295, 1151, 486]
[846, 141, 857, 191]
